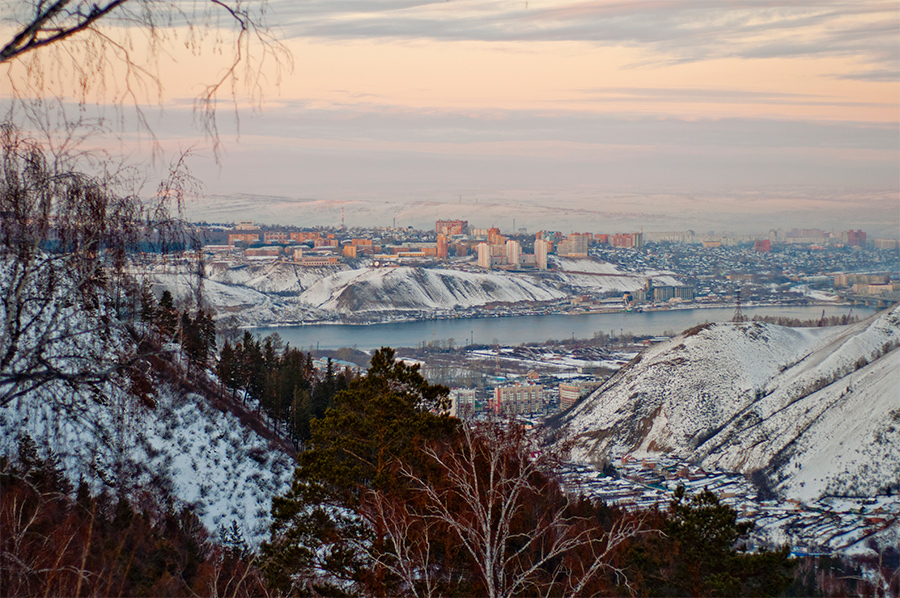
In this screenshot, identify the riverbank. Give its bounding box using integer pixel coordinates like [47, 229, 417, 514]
[250, 304, 875, 352]
[248, 299, 856, 330]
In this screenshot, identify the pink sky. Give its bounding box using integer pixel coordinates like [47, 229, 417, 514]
[2, 0, 898, 234]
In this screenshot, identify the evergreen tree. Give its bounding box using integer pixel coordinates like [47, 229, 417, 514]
[262, 336, 278, 370]
[289, 385, 312, 445]
[310, 357, 335, 421]
[274, 346, 311, 433]
[157, 290, 178, 340]
[197, 309, 217, 358]
[139, 280, 157, 325]
[217, 340, 238, 396]
[621, 485, 794, 597]
[261, 348, 456, 595]
[258, 336, 279, 422]
[179, 308, 217, 370]
[240, 331, 266, 406]
[180, 310, 196, 364]
[261, 361, 644, 597]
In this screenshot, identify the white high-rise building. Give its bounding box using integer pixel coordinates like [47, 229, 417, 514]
[477, 242, 491, 268]
[535, 239, 549, 270]
[506, 240, 521, 267]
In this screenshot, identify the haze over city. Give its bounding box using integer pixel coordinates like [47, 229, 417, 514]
[4, 1, 898, 236]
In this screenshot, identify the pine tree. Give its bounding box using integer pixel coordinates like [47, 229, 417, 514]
[198, 309, 217, 358]
[217, 340, 237, 396]
[261, 348, 456, 595]
[240, 331, 265, 406]
[261, 358, 646, 597]
[289, 385, 312, 445]
[180, 310, 196, 364]
[157, 290, 178, 340]
[621, 485, 794, 596]
[139, 280, 157, 325]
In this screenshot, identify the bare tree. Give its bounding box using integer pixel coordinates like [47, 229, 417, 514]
[1, 0, 291, 154]
[367, 421, 649, 598]
[0, 124, 195, 409]
[358, 489, 444, 598]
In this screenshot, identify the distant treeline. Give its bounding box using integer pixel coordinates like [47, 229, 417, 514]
[751, 313, 859, 328]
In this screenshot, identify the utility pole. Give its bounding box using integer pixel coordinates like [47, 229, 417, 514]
[732, 289, 745, 323]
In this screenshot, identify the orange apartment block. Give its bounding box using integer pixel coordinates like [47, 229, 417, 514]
[264, 231, 288, 244]
[228, 233, 260, 245]
[435, 220, 468, 235]
[290, 231, 321, 242]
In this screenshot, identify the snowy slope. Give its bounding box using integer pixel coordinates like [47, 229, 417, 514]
[205, 261, 349, 294]
[186, 258, 671, 326]
[0, 379, 293, 544]
[554, 257, 627, 275]
[0, 259, 295, 546]
[299, 266, 564, 313]
[563, 306, 900, 500]
[152, 272, 270, 308]
[767, 350, 900, 501]
[1, 256, 291, 547]
[543, 257, 684, 294]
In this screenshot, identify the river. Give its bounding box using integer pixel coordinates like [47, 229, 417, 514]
[251, 304, 876, 351]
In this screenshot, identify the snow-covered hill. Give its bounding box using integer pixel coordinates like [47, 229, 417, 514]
[551, 257, 681, 295]
[1, 370, 294, 545]
[563, 306, 900, 501]
[0, 255, 296, 548]
[165, 257, 674, 326]
[300, 266, 563, 313]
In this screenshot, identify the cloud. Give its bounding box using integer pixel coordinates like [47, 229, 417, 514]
[830, 68, 899, 82]
[164, 101, 898, 208]
[271, 0, 898, 75]
[571, 87, 894, 109]
[208, 102, 898, 152]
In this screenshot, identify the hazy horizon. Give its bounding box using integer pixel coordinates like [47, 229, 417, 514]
[184, 187, 899, 238]
[4, 1, 898, 237]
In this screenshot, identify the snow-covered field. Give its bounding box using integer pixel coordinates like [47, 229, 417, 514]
[563, 306, 900, 502]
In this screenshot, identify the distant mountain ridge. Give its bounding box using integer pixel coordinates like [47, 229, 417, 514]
[563, 306, 900, 501]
